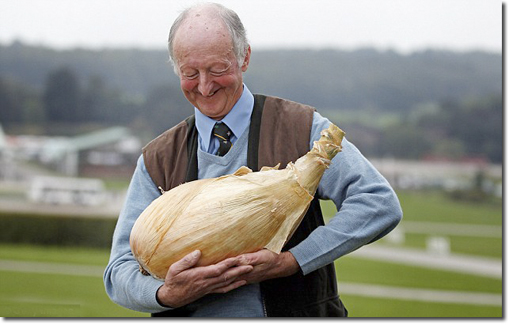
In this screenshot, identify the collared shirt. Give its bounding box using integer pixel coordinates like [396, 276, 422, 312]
[194, 84, 254, 154]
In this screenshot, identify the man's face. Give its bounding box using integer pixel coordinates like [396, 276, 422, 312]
[173, 20, 249, 120]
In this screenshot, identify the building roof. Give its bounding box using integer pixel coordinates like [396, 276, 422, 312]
[42, 127, 131, 161]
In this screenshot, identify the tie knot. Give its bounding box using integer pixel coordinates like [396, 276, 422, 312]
[213, 122, 231, 140]
[212, 122, 232, 156]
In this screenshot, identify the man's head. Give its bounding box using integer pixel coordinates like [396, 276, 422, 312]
[168, 3, 251, 120]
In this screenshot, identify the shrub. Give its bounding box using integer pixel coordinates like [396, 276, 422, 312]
[0, 212, 117, 248]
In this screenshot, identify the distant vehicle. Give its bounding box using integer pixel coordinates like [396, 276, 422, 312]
[28, 176, 106, 206]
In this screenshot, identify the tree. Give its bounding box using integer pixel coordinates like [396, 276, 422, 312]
[0, 77, 44, 127]
[380, 123, 431, 159]
[445, 95, 503, 163]
[43, 67, 81, 123]
[143, 85, 191, 135]
[81, 75, 108, 123]
[0, 77, 24, 124]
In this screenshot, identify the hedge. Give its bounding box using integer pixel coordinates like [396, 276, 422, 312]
[0, 211, 118, 248]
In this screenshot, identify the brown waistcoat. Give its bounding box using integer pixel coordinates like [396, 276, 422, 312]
[143, 94, 347, 317]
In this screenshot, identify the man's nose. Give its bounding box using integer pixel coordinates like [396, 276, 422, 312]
[197, 74, 214, 96]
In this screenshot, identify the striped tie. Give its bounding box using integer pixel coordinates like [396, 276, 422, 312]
[212, 122, 232, 156]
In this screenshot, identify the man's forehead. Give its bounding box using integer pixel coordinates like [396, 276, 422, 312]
[173, 17, 232, 59]
[180, 7, 227, 34]
[175, 15, 229, 44]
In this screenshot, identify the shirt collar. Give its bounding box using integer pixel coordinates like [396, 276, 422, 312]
[194, 84, 254, 152]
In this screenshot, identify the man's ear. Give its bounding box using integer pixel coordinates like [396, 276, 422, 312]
[241, 45, 251, 72]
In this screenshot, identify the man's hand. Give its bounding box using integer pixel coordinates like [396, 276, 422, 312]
[156, 250, 253, 308]
[238, 249, 300, 284]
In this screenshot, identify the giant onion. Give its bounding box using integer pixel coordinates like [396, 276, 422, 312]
[130, 124, 345, 280]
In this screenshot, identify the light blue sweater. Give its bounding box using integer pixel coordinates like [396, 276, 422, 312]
[103, 105, 402, 316]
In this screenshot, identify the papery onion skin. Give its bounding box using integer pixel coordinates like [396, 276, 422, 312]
[130, 124, 345, 280]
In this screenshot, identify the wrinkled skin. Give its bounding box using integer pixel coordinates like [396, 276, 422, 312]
[156, 250, 252, 308]
[173, 7, 250, 120]
[156, 249, 299, 308]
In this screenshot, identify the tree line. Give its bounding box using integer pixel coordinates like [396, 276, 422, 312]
[0, 42, 503, 163]
[0, 66, 191, 138]
[346, 95, 502, 163]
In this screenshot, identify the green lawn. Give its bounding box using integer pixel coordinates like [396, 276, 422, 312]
[335, 257, 501, 294]
[397, 190, 502, 257]
[395, 190, 502, 226]
[0, 270, 147, 317]
[0, 243, 502, 317]
[321, 190, 503, 259]
[0, 244, 146, 317]
[0, 190, 503, 317]
[333, 254, 502, 317]
[321, 190, 502, 226]
[324, 189, 503, 317]
[340, 295, 502, 318]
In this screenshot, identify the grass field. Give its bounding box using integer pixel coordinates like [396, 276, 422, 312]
[325, 190, 503, 317]
[0, 190, 503, 318]
[0, 244, 146, 317]
[322, 190, 502, 258]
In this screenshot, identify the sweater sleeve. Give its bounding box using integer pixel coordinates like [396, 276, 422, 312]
[103, 155, 172, 313]
[289, 112, 403, 275]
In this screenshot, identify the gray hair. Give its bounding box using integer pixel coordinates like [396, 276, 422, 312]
[168, 2, 250, 74]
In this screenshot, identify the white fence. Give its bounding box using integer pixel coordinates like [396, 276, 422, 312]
[28, 176, 106, 206]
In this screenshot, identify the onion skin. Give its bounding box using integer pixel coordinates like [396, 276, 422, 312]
[130, 124, 345, 280]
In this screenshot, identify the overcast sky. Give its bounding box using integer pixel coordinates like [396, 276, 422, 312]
[0, 0, 503, 53]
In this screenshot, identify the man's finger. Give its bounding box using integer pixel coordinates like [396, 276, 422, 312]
[198, 255, 250, 279]
[169, 250, 202, 274]
[225, 265, 253, 278]
[205, 264, 253, 289]
[211, 280, 248, 294]
[239, 249, 271, 265]
[216, 255, 248, 268]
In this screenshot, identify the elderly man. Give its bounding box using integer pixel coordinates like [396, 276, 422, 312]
[104, 2, 402, 317]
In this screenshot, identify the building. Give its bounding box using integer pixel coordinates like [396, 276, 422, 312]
[4, 126, 141, 178]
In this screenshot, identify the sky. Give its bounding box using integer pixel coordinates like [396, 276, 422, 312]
[0, 0, 503, 54]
